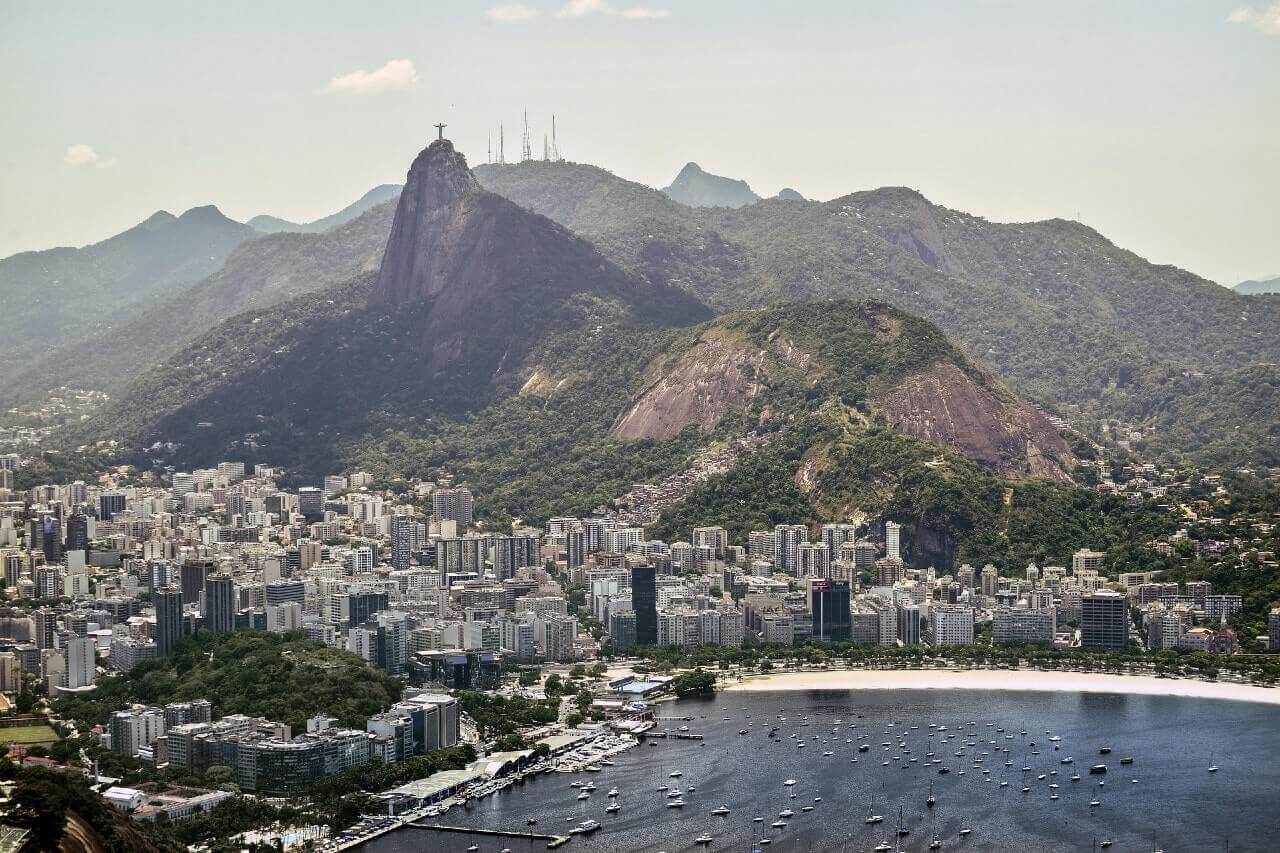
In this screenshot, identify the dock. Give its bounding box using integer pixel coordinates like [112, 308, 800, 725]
[405, 822, 572, 848]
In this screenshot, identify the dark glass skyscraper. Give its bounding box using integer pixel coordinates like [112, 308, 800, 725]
[154, 587, 184, 656]
[204, 575, 236, 634]
[811, 579, 851, 641]
[632, 564, 657, 646]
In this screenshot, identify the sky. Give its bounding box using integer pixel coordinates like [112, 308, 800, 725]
[2, 0, 1278, 286]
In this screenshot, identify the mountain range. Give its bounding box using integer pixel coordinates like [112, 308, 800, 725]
[5, 147, 1276, 477]
[0, 206, 251, 379]
[247, 184, 401, 234]
[1235, 275, 1280, 296]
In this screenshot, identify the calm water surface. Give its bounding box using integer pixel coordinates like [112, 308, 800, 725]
[361, 689, 1278, 853]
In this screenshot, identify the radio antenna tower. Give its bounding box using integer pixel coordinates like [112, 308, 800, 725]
[487, 132, 492, 165]
[550, 115, 561, 162]
[498, 123, 506, 165]
[543, 133, 549, 161]
[521, 110, 531, 162]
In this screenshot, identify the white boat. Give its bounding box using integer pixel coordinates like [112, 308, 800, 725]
[667, 799, 686, 808]
[695, 834, 713, 845]
[772, 820, 788, 828]
[779, 809, 795, 818]
[606, 802, 620, 813]
[607, 788, 619, 797]
[784, 779, 797, 786]
[670, 770, 683, 778]
[576, 791, 590, 800]
[577, 819, 601, 834]
[711, 805, 731, 816]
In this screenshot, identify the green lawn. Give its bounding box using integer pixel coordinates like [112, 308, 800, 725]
[0, 724, 59, 744]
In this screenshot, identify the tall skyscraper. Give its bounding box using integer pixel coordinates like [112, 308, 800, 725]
[65, 512, 90, 556]
[1081, 590, 1128, 650]
[632, 564, 657, 646]
[39, 514, 63, 564]
[885, 521, 902, 562]
[390, 515, 415, 572]
[154, 587, 184, 657]
[65, 636, 96, 689]
[811, 580, 851, 641]
[180, 559, 214, 606]
[773, 524, 807, 573]
[203, 575, 236, 634]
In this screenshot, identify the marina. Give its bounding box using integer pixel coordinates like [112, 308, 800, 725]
[357, 687, 1277, 852]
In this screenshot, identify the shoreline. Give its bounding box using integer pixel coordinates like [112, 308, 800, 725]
[721, 668, 1280, 705]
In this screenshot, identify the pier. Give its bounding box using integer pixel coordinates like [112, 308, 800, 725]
[406, 822, 572, 848]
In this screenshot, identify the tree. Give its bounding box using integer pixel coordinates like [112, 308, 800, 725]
[672, 668, 717, 697]
[544, 673, 563, 695]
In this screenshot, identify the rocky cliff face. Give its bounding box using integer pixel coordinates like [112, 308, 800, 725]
[372, 138, 708, 383]
[877, 361, 1075, 481]
[614, 328, 768, 441]
[612, 302, 1075, 482]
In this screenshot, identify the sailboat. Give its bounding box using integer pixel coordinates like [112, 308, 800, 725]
[1208, 752, 1219, 773]
[865, 792, 884, 824]
[927, 781, 936, 808]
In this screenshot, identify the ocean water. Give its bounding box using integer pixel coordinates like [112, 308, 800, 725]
[360, 688, 1278, 852]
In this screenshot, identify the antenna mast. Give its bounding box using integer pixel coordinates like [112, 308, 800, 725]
[487, 132, 492, 164]
[551, 115, 561, 162]
[521, 110, 531, 162]
[498, 123, 506, 165]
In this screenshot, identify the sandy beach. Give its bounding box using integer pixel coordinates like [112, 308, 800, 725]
[722, 668, 1280, 705]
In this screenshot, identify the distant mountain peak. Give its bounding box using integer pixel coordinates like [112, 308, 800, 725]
[663, 161, 760, 208]
[177, 204, 234, 222]
[138, 210, 177, 229]
[775, 187, 805, 201]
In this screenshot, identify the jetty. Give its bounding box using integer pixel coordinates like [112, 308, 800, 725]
[406, 822, 571, 848]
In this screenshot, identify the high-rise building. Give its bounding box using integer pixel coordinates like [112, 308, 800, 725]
[1269, 608, 1280, 651]
[154, 587, 184, 657]
[180, 559, 215, 606]
[980, 564, 1000, 597]
[65, 512, 90, 556]
[98, 492, 127, 521]
[885, 521, 902, 561]
[432, 488, 474, 527]
[928, 605, 974, 646]
[65, 636, 96, 689]
[632, 564, 657, 646]
[692, 527, 728, 560]
[204, 575, 237, 634]
[992, 608, 1054, 645]
[390, 515, 415, 572]
[773, 524, 807, 574]
[810, 580, 851, 641]
[39, 514, 63, 564]
[1072, 549, 1105, 575]
[490, 535, 538, 581]
[896, 600, 920, 645]
[1080, 590, 1128, 650]
[298, 487, 325, 520]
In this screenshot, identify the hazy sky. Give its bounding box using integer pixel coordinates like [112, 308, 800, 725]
[2, 0, 1277, 285]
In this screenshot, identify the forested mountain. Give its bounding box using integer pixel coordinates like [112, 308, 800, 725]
[0, 206, 252, 378]
[473, 160, 1280, 467]
[0, 196, 398, 405]
[247, 183, 401, 234]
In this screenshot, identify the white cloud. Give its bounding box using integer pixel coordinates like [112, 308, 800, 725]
[487, 3, 541, 21]
[556, 0, 668, 19]
[324, 59, 419, 95]
[622, 6, 669, 19]
[1227, 4, 1280, 34]
[64, 144, 100, 167]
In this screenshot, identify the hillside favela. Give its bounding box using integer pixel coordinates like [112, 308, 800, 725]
[1, 3, 1278, 852]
